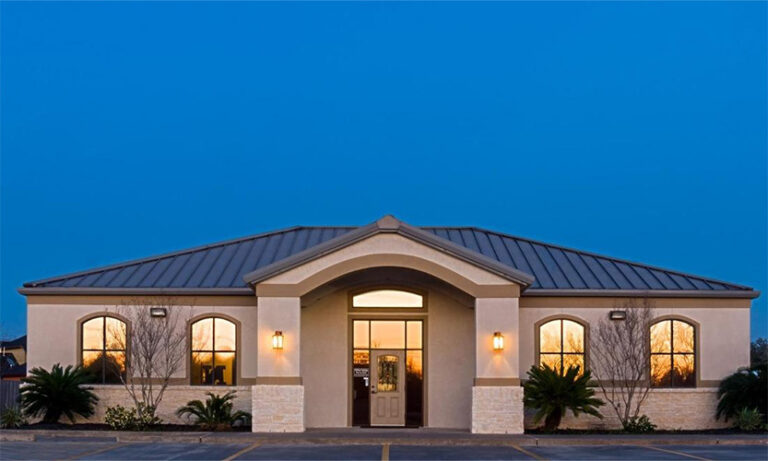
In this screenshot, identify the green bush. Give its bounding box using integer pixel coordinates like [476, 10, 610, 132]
[104, 404, 161, 431]
[622, 415, 656, 433]
[523, 364, 604, 432]
[735, 408, 763, 431]
[0, 407, 27, 429]
[716, 364, 767, 423]
[176, 391, 250, 430]
[20, 364, 99, 424]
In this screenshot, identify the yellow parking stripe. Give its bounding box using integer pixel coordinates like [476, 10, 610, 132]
[381, 443, 390, 461]
[641, 445, 712, 461]
[509, 443, 548, 461]
[61, 442, 123, 460]
[223, 442, 262, 461]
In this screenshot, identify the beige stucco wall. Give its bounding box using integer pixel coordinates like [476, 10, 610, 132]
[300, 287, 475, 429]
[26, 296, 259, 382]
[475, 298, 519, 379]
[519, 302, 750, 383]
[257, 297, 300, 377]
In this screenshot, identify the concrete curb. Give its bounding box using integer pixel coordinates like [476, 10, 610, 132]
[0, 430, 766, 446]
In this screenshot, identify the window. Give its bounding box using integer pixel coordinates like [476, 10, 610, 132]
[539, 318, 585, 374]
[650, 319, 695, 387]
[352, 289, 423, 308]
[191, 317, 236, 385]
[81, 316, 127, 384]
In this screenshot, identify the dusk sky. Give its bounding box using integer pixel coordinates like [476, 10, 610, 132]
[1, 2, 765, 340]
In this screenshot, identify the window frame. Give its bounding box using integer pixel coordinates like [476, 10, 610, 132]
[649, 317, 697, 388]
[189, 315, 238, 386]
[536, 316, 588, 375]
[79, 314, 128, 385]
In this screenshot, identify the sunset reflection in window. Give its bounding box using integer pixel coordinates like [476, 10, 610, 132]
[650, 319, 695, 387]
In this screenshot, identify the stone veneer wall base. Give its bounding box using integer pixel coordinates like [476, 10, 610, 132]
[251, 384, 305, 432]
[471, 386, 524, 434]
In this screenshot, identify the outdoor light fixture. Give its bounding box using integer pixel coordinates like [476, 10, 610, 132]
[609, 310, 627, 321]
[150, 307, 167, 318]
[272, 331, 284, 350]
[493, 332, 504, 351]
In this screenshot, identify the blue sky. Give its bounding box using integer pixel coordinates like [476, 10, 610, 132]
[1, 2, 765, 340]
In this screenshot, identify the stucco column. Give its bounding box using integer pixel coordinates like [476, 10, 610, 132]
[472, 297, 524, 434]
[252, 296, 304, 432]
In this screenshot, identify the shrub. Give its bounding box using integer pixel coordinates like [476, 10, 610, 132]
[0, 407, 27, 429]
[104, 404, 161, 430]
[735, 408, 764, 432]
[20, 364, 99, 424]
[623, 415, 656, 433]
[716, 364, 767, 423]
[523, 364, 604, 432]
[176, 391, 250, 430]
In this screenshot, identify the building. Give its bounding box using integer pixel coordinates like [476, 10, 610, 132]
[0, 335, 27, 381]
[19, 216, 758, 433]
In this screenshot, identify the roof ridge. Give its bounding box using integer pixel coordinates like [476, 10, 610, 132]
[23, 225, 353, 287]
[459, 226, 753, 291]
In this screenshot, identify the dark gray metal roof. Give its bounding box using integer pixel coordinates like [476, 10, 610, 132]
[20, 221, 757, 298]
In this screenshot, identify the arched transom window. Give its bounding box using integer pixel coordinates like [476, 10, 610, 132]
[650, 319, 695, 387]
[191, 317, 236, 386]
[81, 316, 127, 384]
[352, 289, 423, 308]
[539, 318, 585, 374]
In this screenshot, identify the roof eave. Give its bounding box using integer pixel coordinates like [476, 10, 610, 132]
[524, 289, 760, 299]
[18, 287, 255, 296]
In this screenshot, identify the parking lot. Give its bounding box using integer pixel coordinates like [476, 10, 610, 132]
[1, 440, 767, 461]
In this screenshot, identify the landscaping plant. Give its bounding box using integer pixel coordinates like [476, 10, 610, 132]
[20, 364, 99, 424]
[104, 403, 160, 430]
[734, 408, 764, 432]
[622, 414, 656, 433]
[176, 391, 250, 430]
[716, 364, 767, 424]
[0, 407, 27, 429]
[523, 364, 604, 432]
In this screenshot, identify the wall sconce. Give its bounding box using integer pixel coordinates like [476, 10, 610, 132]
[150, 307, 167, 318]
[272, 331, 284, 350]
[493, 332, 504, 351]
[609, 310, 627, 321]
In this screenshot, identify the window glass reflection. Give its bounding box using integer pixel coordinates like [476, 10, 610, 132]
[371, 321, 405, 349]
[538, 319, 585, 375]
[353, 321, 370, 349]
[191, 317, 236, 385]
[353, 290, 423, 308]
[407, 322, 422, 349]
[81, 316, 127, 384]
[650, 319, 695, 388]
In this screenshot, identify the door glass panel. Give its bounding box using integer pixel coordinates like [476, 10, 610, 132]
[406, 321, 422, 349]
[371, 321, 405, 349]
[377, 355, 398, 392]
[353, 321, 370, 349]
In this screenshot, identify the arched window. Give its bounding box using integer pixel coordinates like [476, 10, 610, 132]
[650, 319, 695, 387]
[191, 317, 236, 385]
[81, 316, 127, 384]
[352, 289, 424, 308]
[539, 318, 586, 374]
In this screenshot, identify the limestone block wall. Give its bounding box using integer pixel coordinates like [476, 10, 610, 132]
[251, 385, 304, 432]
[524, 388, 729, 430]
[73, 385, 252, 424]
[472, 386, 524, 434]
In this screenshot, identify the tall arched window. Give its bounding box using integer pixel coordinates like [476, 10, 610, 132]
[539, 318, 586, 374]
[81, 316, 127, 384]
[650, 319, 695, 387]
[191, 317, 236, 385]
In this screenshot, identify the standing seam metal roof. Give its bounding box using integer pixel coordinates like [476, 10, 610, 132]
[21, 224, 754, 294]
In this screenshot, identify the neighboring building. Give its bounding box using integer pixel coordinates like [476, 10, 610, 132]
[19, 216, 758, 433]
[1, 335, 27, 381]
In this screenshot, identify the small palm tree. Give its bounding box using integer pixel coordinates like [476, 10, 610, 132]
[717, 364, 767, 422]
[524, 364, 604, 432]
[176, 391, 250, 430]
[21, 364, 99, 424]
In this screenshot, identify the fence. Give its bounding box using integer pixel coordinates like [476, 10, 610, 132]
[0, 381, 21, 411]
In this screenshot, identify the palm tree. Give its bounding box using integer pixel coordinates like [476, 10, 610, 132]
[716, 364, 767, 422]
[524, 364, 604, 432]
[176, 391, 250, 430]
[21, 364, 99, 424]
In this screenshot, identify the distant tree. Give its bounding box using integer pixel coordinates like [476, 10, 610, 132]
[590, 298, 655, 430]
[751, 338, 767, 367]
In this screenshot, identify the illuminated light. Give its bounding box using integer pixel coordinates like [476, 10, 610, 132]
[493, 332, 504, 351]
[272, 331, 284, 350]
[609, 310, 627, 321]
[150, 307, 167, 318]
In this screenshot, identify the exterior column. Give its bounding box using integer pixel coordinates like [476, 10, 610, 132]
[252, 296, 304, 432]
[472, 297, 524, 434]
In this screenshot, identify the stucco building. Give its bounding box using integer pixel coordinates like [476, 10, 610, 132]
[20, 216, 758, 433]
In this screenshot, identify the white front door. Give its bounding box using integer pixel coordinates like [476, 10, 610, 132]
[370, 350, 406, 426]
